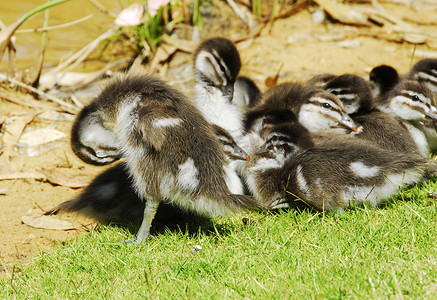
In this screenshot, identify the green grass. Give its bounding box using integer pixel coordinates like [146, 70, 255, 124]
[2, 180, 437, 299]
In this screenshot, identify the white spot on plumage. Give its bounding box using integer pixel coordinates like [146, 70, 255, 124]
[249, 118, 264, 134]
[151, 118, 183, 128]
[342, 169, 425, 207]
[296, 165, 310, 197]
[177, 158, 199, 191]
[349, 161, 380, 178]
[403, 122, 429, 156]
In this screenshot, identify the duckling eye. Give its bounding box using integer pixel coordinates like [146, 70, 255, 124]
[219, 65, 225, 73]
[412, 95, 420, 102]
[330, 90, 339, 95]
[322, 103, 332, 109]
[271, 135, 279, 141]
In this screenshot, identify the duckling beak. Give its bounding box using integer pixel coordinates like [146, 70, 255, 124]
[222, 83, 234, 103]
[425, 106, 437, 120]
[231, 145, 250, 161]
[339, 113, 359, 132]
[255, 143, 273, 157]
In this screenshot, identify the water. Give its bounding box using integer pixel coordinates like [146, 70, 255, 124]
[0, 0, 122, 72]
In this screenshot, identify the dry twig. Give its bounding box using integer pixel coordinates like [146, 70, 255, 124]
[16, 15, 93, 33]
[0, 73, 78, 112]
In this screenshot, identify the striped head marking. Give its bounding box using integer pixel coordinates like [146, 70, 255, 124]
[409, 58, 437, 94]
[325, 74, 374, 115]
[256, 123, 314, 159]
[383, 80, 437, 121]
[298, 91, 358, 132]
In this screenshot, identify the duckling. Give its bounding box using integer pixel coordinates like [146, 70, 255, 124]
[244, 82, 358, 134]
[379, 79, 437, 153]
[193, 37, 244, 141]
[324, 74, 428, 155]
[407, 59, 437, 151]
[233, 76, 262, 108]
[246, 116, 437, 211]
[368, 64, 400, 100]
[408, 58, 437, 94]
[69, 75, 259, 243]
[47, 125, 251, 224]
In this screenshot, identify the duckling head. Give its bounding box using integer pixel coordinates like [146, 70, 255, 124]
[193, 37, 241, 103]
[298, 90, 359, 133]
[382, 80, 437, 121]
[408, 58, 437, 94]
[325, 74, 375, 115]
[212, 124, 250, 161]
[255, 110, 314, 157]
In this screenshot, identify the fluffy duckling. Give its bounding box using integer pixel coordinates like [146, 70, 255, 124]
[324, 74, 431, 155]
[69, 75, 259, 243]
[193, 37, 245, 141]
[379, 79, 437, 153]
[47, 125, 251, 225]
[244, 82, 358, 134]
[245, 113, 437, 211]
[408, 58, 437, 94]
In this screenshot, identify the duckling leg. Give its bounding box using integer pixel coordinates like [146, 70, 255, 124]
[130, 198, 161, 244]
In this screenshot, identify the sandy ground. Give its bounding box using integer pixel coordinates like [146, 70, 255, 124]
[1, 1, 436, 277]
